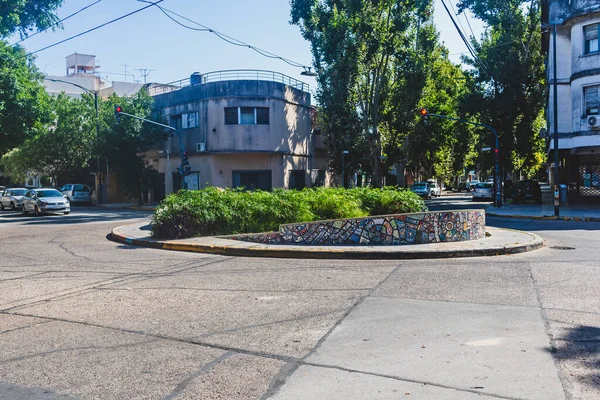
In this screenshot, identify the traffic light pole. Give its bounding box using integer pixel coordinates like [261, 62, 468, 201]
[422, 112, 502, 207]
[116, 111, 187, 190]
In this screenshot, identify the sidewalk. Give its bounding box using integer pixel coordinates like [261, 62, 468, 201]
[94, 202, 157, 211]
[110, 220, 544, 259]
[484, 203, 600, 221]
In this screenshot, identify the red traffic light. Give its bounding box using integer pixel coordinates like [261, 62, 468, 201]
[494, 148, 499, 154]
[420, 108, 428, 116]
[115, 106, 122, 113]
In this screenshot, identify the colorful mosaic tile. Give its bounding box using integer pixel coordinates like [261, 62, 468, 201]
[228, 210, 486, 246]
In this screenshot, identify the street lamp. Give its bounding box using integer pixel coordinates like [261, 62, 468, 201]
[44, 78, 101, 201]
[342, 150, 349, 189]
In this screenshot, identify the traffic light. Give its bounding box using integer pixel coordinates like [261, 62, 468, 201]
[114, 105, 122, 123]
[180, 152, 191, 176]
[420, 108, 428, 117]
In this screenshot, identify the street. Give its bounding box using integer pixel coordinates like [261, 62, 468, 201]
[1, 199, 599, 399]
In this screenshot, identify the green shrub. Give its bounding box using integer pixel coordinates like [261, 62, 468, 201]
[152, 186, 426, 239]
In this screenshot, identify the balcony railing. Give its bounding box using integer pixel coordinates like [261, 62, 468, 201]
[147, 69, 310, 96]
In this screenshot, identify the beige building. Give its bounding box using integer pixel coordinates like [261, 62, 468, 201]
[148, 70, 328, 200]
[545, 0, 600, 202]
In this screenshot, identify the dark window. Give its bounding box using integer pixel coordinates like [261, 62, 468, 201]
[584, 24, 599, 55]
[585, 85, 599, 116]
[256, 107, 269, 125]
[225, 107, 238, 125]
[171, 115, 182, 130]
[240, 107, 255, 124]
[289, 170, 306, 190]
[232, 170, 272, 191]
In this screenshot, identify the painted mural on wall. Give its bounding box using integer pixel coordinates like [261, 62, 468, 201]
[229, 210, 486, 246]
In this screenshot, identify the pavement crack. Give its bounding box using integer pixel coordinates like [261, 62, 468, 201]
[0, 320, 53, 337]
[162, 351, 234, 400]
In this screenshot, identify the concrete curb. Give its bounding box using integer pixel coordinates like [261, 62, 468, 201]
[110, 224, 545, 260]
[486, 212, 600, 222]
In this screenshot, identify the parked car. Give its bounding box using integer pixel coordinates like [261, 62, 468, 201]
[60, 184, 92, 205]
[0, 188, 28, 210]
[411, 182, 432, 199]
[429, 182, 441, 197]
[512, 180, 542, 204]
[455, 181, 470, 192]
[469, 180, 480, 191]
[472, 182, 494, 201]
[22, 188, 70, 216]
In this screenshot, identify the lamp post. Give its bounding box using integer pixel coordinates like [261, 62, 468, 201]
[342, 150, 349, 189]
[44, 78, 101, 201]
[552, 23, 560, 216]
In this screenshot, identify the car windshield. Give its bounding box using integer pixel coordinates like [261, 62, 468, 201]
[412, 184, 427, 189]
[73, 185, 90, 192]
[11, 189, 27, 196]
[476, 183, 493, 189]
[430, 183, 438, 188]
[36, 189, 63, 198]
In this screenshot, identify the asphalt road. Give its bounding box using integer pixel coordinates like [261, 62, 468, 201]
[0, 199, 599, 399]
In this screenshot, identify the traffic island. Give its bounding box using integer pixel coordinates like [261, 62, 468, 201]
[110, 210, 543, 259]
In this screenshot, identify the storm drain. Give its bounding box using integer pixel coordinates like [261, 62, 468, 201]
[549, 246, 576, 250]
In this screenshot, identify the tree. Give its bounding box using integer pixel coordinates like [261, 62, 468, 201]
[0, 41, 51, 156]
[457, 0, 546, 178]
[0, 0, 64, 38]
[291, 0, 425, 187]
[98, 92, 163, 204]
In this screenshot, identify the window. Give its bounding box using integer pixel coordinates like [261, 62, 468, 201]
[171, 112, 198, 130]
[584, 23, 599, 55]
[224, 107, 270, 125]
[232, 170, 272, 191]
[585, 85, 599, 116]
[240, 107, 255, 124]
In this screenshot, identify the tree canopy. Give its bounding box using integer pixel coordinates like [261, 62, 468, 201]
[0, 0, 64, 38]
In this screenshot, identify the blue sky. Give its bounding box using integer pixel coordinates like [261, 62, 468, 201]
[10, 0, 484, 90]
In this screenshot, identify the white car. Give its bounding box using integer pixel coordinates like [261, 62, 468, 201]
[0, 188, 28, 210]
[429, 182, 441, 197]
[22, 188, 70, 216]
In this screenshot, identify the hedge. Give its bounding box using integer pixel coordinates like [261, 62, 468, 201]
[151, 187, 427, 239]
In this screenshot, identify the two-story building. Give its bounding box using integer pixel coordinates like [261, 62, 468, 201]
[148, 70, 328, 200]
[545, 0, 600, 203]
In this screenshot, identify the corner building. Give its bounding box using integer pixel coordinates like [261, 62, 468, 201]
[545, 0, 600, 203]
[149, 70, 328, 199]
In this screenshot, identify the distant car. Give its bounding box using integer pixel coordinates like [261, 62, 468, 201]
[22, 188, 70, 216]
[469, 180, 480, 191]
[0, 188, 28, 210]
[485, 178, 494, 183]
[411, 182, 432, 199]
[455, 182, 470, 192]
[60, 183, 92, 205]
[512, 180, 542, 204]
[472, 182, 494, 201]
[429, 182, 441, 197]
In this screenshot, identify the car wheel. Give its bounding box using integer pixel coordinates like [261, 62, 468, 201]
[0, 202, 4, 211]
[11, 202, 16, 210]
[64, 211, 70, 215]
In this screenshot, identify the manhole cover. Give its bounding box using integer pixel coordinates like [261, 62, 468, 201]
[549, 246, 576, 250]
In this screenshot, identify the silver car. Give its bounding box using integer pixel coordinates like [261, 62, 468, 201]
[22, 188, 71, 216]
[0, 188, 28, 210]
[472, 182, 494, 201]
[60, 183, 92, 204]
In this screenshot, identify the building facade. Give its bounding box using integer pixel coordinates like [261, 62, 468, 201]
[545, 0, 600, 202]
[149, 70, 328, 200]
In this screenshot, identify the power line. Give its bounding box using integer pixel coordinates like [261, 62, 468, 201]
[10, 0, 104, 46]
[27, 0, 164, 56]
[138, 0, 311, 70]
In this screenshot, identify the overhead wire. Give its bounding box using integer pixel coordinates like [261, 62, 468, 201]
[26, 0, 164, 56]
[138, 1, 310, 70]
[10, 0, 104, 46]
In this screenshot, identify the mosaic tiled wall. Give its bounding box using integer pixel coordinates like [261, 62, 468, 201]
[229, 210, 486, 246]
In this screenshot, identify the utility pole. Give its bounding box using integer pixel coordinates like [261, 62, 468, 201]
[552, 24, 560, 216]
[122, 63, 129, 82]
[136, 68, 155, 84]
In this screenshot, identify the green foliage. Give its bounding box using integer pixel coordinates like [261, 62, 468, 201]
[0, 41, 51, 156]
[152, 187, 426, 239]
[457, 0, 547, 176]
[0, 0, 64, 38]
